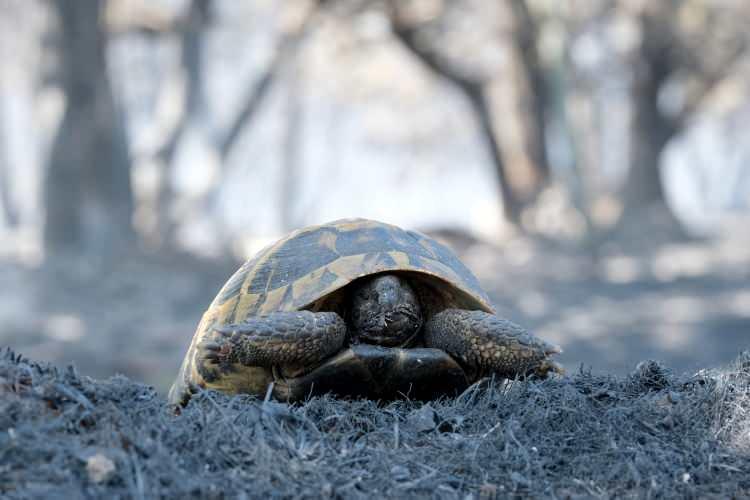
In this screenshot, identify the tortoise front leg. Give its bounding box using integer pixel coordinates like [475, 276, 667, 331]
[424, 309, 563, 379]
[198, 311, 347, 374]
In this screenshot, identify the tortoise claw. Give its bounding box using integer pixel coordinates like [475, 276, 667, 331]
[535, 359, 565, 378]
[200, 341, 222, 352]
[544, 343, 563, 356]
[197, 341, 223, 362]
[198, 327, 237, 368]
[212, 326, 233, 337]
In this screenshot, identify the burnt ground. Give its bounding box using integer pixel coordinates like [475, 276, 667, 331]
[1, 348, 749, 498]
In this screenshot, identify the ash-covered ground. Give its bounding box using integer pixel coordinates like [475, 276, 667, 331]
[2, 348, 749, 499]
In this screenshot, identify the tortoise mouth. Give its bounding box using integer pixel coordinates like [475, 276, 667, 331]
[270, 344, 470, 402]
[353, 327, 420, 348]
[351, 308, 423, 348]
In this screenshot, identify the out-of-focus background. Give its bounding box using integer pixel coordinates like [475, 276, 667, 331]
[0, 0, 748, 393]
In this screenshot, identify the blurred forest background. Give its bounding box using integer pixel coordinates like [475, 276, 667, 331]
[0, 0, 749, 393]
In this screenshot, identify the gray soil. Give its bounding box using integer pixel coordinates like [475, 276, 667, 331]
[1, 348, 749, 498]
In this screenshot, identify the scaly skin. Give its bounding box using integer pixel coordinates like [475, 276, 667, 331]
[424, 309, 563, 379]
[196, 306, 562, 396]
[198, 311, 347, 375]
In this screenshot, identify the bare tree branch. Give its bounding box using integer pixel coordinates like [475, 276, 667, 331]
[675, 43, 748, 129]
[218, 3, 319, 160]
[154, 0, 211, 165]
[147, 0, 213, 247]
[105, 0, 180, 37]
[280, 68, 303, 232]
[388, 5, 523, 222]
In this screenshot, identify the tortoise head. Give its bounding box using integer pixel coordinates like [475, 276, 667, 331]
[348, 274, 423, 347]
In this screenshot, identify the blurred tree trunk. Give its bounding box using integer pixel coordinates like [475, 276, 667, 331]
[622, 11, 675, 210]
[0, 98, 18, 228]
[504, 0, 551, 192]
[626, 59, 674, 208]
[623, 7, 746, 216]
[44, 0, 134, 255]
[0, 166, 17, 228]
[280, 68, 303, 232]
[154, 0, 212, 246]
[511, 0, 549, 178]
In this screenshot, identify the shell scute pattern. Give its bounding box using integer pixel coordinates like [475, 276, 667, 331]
[249, 228, 340, 294]
[240, 221, 481, 318]
[207, 220, 493, 329]
[195, 220, 491, 359]
[215, 260, 252, 305]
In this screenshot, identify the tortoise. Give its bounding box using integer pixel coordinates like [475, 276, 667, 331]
[169, 218, 562, 405]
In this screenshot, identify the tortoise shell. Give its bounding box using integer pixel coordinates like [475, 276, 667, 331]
[171, 218, 494, 400]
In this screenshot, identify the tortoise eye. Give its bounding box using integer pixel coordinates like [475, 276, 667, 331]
[360, 289, 375, 302]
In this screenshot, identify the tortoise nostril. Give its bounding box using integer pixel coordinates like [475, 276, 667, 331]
[378, 290, 398, 308]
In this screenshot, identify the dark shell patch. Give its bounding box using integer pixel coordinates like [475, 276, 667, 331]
[216, 261, 252, 305]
